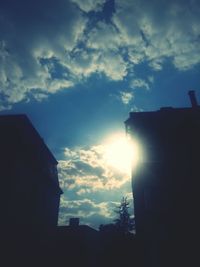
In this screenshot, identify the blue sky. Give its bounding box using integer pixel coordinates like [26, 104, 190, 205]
[0, 0, 200, 229]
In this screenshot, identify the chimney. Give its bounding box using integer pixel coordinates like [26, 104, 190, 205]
[69, 217, 79, 227]
[188, 90, 198, 108]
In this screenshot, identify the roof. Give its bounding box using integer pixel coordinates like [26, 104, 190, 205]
[125, 106, 200, 166]
[125, 106, 200, 139]
[57, 225, 98, 234]
[125, 106, 200, 126]
[0, 114, 57, 165]
[56, 225, 99, 241]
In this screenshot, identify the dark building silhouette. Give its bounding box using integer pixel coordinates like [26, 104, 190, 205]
[52, 219, 99, 267]
[53, 219, 137, 267]
[99, 223, 138, 267]
[0, 114, 62, 230]
[125, 91, 200, 267]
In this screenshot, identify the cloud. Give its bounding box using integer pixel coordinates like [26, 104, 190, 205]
[112, 0, 200, 71]
[149, 59, 164, 71]
[0, 0, 87, 108]
[58, 195, 133, 229]
[0, 102, 11, 111]
[58, 143, 133, 228]
[59, 145, 130, 192]
[99, 52, 128, 81]
[1, 0, 200, 110]
[87, 21, 121, 51]
[60, 198, 116, 218]
[130, 105, 144, 113]
[120, 91, 134, 105]
[58, 196, 119, 228]
[70, 0, 106, 13]
[61, 48, 127, 81]
[148, 76, 154, 84]
[130, 79, 150, 90]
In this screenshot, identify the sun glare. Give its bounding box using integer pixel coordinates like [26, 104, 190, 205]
[103, 133, 141, 174]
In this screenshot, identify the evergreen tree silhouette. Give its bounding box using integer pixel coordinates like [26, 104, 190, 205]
[114, 197, 134, 234]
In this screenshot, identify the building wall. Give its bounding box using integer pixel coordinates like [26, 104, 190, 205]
[127, 108, 200, 267]
[0, 115, 61, 230]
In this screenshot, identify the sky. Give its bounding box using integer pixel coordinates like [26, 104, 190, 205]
[0, 0, 200, 229]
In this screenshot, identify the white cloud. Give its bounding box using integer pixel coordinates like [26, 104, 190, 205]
[148, 76, 154, 84]
[70, 0, 106, 13]
[112, 0, 200, 71]
[58, 143, 134, 228]
[61, 49, 99, 79]
[1, 0, 200, 110]
[47, 79, 74, 93]
[60, 198, 114, 218]
[130, 79, 150, 90]
[58, 196, 120, 228]
[59, 144, 130, 193]
[0, 102, 12, 111]
[120, 91, 134, 105]
[128, 48, 145, 64]
[98, 52, 128, 80]
[173, 50, 200, 70]
[58, 193, 134, 228]
[32, 92, 48, 102]
[87, 22, 121, 51]
[0, 0, 87, 109]
[149, 59, 163, 71]
[64, 49, 128, 81]
[130, 105, 144, 112]
[113, 4, 143, 47]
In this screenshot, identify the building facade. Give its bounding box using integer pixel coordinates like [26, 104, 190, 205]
[125, 91, 200, 267]
[0, 114, 62, 230]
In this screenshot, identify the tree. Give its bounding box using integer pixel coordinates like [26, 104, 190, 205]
[114, 197, 134, 234]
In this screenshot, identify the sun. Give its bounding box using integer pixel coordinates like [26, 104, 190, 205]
[103, 133, 141, 174]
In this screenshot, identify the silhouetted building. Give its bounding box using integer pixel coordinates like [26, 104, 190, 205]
[53, 220, 99, 267]
[69, 217, 80, 227]
[99, 223, 138, 267]
[125, 91, 200, 267]
[0, 114, 62, 230]
[54, 219, 137, 267]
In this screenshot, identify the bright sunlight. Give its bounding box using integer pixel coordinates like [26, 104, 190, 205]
[103, 133, 141, 174]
